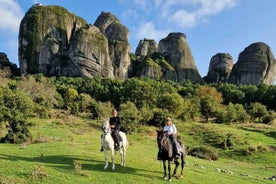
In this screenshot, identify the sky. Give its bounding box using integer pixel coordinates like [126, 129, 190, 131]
[1, 0, 276, 77]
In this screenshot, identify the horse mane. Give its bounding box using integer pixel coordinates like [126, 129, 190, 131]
[157, 130, 173, 158]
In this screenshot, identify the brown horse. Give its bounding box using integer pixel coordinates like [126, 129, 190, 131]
[157, 130, 186, 182]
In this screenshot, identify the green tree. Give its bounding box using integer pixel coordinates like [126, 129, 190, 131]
[119, 101, 140, 134]
[0, 86, 34, 143]
[64, 88, 79, 113]
[249, 102, 268, 122]
[156, 92, 184, 118]
[195, 86, 223, 122]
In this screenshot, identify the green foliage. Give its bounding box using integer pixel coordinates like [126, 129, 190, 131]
[216, 103, 249, 124]
[119, 101, 140, 134]
[156, 92, 184, 117]
[178, 98, 200, 121]
[64, 88, 79, 113]
[97, 101, 114, 118]
[0, 86, 34, 143]
[17, 75, 62, 117]
[195, 86, 223, 122]
[147, 108, 168, 127]
[248, 102, 269, 123]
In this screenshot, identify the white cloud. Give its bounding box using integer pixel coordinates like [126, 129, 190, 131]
[136, 21, 168, 42]
[0, 0, 24, 32]
[121, 0, 238, 42]
[160, 0, 237, 29]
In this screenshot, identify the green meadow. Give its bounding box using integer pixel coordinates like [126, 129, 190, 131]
[0, 111, 275, 184]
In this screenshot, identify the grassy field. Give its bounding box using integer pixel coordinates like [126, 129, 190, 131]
[0, 111, 275, 184]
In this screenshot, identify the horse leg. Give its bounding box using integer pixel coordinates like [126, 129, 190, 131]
[103, 149, 108, 170]
[180, 154, 185, 177]
[168, 160, 172, 182]
[120, 146, 126, 166]
[111, 149, 115, 171]
[163, 160, 168, 180]
[173, 159, 180, 177]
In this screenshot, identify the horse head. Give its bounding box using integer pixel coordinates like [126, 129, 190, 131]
[102, 118, 111, 135]
[156, 129, 164, 148]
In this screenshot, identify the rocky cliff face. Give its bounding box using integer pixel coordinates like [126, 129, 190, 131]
[135, 39, 158, 58]
[19, 5, 129, 79]
[158, 33, 203, 83]
[94, 12, 130, 79]
[18, 4, 276, 85]
[228, 42, 276, 85]
[204, 53, 233, 83]
[19, 4, 87, 75]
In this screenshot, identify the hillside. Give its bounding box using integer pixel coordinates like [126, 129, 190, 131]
[0, 110, 275, 184]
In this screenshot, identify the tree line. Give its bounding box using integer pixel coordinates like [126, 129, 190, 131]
[0, 74, 275, 143]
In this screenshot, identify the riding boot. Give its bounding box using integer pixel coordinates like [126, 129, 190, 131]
[100, 146, 104, 152]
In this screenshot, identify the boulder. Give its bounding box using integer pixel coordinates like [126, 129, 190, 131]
[228, 42, 276, 85]
[204, 53, 233, 83]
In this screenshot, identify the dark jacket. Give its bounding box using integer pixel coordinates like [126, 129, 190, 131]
[109, 116, 121, 131]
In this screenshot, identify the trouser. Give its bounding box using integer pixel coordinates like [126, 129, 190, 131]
[112, 129, 120, 146]
[170, 135, 181, 155]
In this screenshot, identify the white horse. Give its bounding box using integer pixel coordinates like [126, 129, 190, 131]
[101, 119, 128, 170]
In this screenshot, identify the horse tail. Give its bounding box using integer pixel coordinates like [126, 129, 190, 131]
[119, 131, 128, 148]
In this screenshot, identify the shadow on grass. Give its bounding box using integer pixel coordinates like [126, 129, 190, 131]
[239, 127, 276, 140]
[0, 153, 164, 181]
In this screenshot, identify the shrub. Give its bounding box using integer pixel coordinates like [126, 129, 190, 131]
[0, 86, 34, 143]
[156, 93, 184, 118]
[148, 108, 169, 127]
[119, 101, 140, 134]
[188, 146, 219, 161]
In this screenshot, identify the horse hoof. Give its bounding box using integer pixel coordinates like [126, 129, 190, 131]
[164, 177, 168, 181]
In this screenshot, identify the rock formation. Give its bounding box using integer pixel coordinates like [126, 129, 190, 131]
[19, 4, 87, 75]
[135, 39, 158, 58]
[18, 5, 130, 79]
[228, 42, 276, 85]
[158, 33, 204, 83]
[17, 4, 276, 85]
[94, 12, 131, 79]
[0, 52, 20, 77]
[204, 53, 233, 83]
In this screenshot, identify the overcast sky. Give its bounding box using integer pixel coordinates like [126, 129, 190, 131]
[1, 0, 276, 77]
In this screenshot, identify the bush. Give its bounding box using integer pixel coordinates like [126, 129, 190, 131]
[0, 86, 34, 143]
[119, 101, 140, 134]
[156, 93, 184, 117]
[188, 146, 219, 161]
[147, 108, 169, 127]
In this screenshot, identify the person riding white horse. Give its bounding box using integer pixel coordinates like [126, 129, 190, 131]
[101, 112, 128, 170]
[100, 109, 121, 151]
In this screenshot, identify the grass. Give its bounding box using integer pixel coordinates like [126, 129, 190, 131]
[0, 111, 275, 184]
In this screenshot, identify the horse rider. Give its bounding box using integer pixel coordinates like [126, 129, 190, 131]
[100, 109, 122, 151]
[163, 117, 181, 158]
[109, 109, 122, 151]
